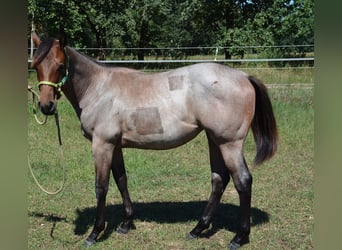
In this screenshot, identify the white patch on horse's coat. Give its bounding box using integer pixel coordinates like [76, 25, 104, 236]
[168, 75, 184, 91]
[131, 107, 164, 135]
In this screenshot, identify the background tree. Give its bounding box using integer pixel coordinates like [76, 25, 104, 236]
[28, 0, 314, 61]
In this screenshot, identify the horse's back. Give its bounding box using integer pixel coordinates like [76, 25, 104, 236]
[186, 63, 249, 89]
[167, 63, 253, 102]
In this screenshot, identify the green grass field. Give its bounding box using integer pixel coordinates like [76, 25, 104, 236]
[28, 70, 313, 249]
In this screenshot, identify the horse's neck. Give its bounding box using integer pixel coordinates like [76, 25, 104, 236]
[64, 47, 99, 118]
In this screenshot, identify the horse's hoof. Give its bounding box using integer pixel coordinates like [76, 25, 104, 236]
[117, 222, 135, 234]
[187, 232, 198, 240]
[84, 238, 96, 247]
[229, 241, 241, 250]
[229, 234, 249, 250]
[116, 226, 129, 234]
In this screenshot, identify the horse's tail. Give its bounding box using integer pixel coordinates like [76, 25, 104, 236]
[248, 75, 278, 166]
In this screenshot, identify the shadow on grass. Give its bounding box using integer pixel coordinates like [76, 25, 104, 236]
[72, 201, 269, 242]
[29, 201, 268, 242]
[28, 212, 69, 239]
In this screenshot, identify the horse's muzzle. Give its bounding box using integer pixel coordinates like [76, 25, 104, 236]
[38, 101, 56, 115]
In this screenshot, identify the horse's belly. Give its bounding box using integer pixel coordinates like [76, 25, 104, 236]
[121, 121, 202, 150]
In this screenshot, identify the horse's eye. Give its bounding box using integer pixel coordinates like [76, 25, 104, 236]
[57, 64, 65, 73]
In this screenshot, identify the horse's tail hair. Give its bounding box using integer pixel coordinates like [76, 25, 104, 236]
[248, 75, 278, 166]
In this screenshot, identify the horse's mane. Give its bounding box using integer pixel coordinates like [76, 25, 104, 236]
[31, 37, 55, 68]
[66, 46, 98, 64]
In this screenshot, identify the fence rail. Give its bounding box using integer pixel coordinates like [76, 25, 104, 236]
[97, 57, 314, 64]
[79, 45, 313, 49]
[28, 44, 314, 62]
[28, 45, 314, 86]
[28, 44, 314, 51]
[28, 57, 314, 64]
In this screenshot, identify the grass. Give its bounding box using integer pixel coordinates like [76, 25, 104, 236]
[242, 67, 314, 85]
[28, 71, 313, 249]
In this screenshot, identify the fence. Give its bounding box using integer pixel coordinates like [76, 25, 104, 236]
[28, 45, 314, 61]
[28, 45, 314, 85]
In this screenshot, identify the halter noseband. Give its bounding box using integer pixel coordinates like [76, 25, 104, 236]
[38, 74, 68, 98]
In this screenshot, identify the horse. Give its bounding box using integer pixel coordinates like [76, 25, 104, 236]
[30, 32, 278, 249]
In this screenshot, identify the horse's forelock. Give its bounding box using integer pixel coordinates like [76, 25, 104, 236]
[31, 37, 55, 68]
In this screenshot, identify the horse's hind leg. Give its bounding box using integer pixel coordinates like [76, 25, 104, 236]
[219, 141, 252, 250]
[189, 135, 230, 238]
[111, 147, 134, 234]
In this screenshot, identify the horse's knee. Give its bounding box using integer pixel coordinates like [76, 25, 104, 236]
[211, 172, 230, 193]
[95, 185, 108, 201]
[211, 172, 224, 193]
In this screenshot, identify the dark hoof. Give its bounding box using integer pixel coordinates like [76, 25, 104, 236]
[84, 238, 96, 247]
[229, 241, 241, 250]
[187, 223, 210, 240]
[187, 232, 198, 240]
[229, 234, 249, 250]
[116, 222, 135, 234]
[117, 225, 129, 234]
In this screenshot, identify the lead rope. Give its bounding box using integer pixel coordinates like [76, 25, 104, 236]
[28, 85, 47, 125]
[28, 87, 66, 195]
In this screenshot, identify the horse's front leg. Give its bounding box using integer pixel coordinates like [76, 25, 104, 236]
[111, 146, 134, 234]
[85, 138, 114, 246]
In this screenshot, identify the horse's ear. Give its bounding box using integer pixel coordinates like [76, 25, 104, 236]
[32, 31, 41, 47]
[59, 31, 67, 48]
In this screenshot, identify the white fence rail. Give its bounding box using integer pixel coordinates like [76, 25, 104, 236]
[28, 45, 315, 86]
[28, 57, 314, 64]
[96, 57, 314, 64]
[28, 44, 314, 62]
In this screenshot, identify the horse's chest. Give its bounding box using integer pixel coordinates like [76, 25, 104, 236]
[80, 120, 94, 140]
[79, 109, 98, 140]
[80, 106, 123, 142]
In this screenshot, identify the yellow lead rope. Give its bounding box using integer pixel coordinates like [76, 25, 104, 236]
[28, 85, 47, 125]
[27, 146, 66, 195]
[28, 86, 66, 195]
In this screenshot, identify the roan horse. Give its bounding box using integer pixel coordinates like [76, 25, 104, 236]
[31, 32, 278, 249]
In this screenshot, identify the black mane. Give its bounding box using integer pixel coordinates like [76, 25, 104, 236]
[31, 37, 55, 68]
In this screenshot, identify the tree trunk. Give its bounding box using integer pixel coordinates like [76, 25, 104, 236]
[138, 20, 148, 61]
[225, 48, 231, 59]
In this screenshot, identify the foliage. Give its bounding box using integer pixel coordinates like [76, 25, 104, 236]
[28, 0, 314, 60]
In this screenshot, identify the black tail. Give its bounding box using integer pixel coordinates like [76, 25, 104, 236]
[248, 76, 278, 166]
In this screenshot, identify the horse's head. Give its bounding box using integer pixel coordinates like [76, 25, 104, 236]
[31, 32, 67, 115]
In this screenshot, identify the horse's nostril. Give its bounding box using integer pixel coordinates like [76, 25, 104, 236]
[47, 101, 54, 110]
[39, 101, 56, 115]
